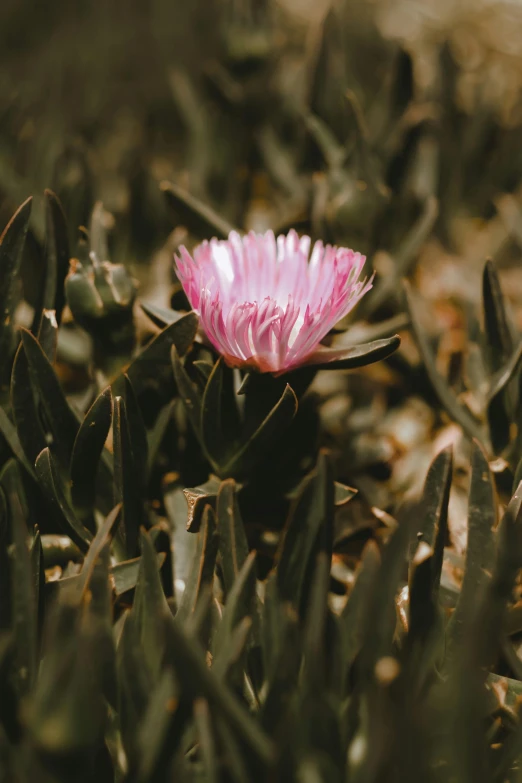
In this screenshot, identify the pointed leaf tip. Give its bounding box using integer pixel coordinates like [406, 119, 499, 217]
[303, 334, 401, 371]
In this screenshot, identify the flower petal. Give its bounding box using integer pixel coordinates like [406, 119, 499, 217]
[174, 229, 373, 373]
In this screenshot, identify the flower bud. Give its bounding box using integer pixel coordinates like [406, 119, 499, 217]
[65, 257, 137, 377]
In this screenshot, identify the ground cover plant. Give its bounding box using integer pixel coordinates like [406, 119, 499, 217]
[2, 0, 522, 781]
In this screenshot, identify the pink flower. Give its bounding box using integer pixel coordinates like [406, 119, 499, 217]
[174, 229, 373, 374]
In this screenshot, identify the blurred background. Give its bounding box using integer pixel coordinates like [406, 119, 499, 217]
[3, 0, 522, 274]
[4, 0, 522, 545]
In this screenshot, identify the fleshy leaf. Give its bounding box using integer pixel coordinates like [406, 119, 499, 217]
[135, 668, 182, 783]
[338, 541, 381, 695]
[334, 482, 357, 507]
[75, 504, 122, 598]
[44, 190, 70, 326]
[408, 446, 453, 646]
[1, 460, 37, 695]
[20, 327, 80, 470]
[404, 281, 487, 445]
[127, 312, 198, 391]
[37, 310, 58, 364]
[0, 405, 36, 479]
[220, 384, 298, 478]
[212, 552, 257, 680]
[162, 614, 274, 764]
[161, 180, 237, 239]
[113, 396, 146, 559]
[485, 338, 522, 454]
[171, 345, 203, 448]
[276, 451, 335, 611]
[446, 440, 496, 662]
[11, 343, 47, 467]
[139, 300, 184, 329]
[302, 335, 401, 371]
[35, 447, 92, 553]
[201, 358, 242, 469]
[0, 198, 32, 390]
[33, 191, 70, 334]
[177, 505, 218, 625]
[357, 514, 411, 681]
[182, 476, 222, 533]
[216, 479, 250, 596]
[133, 529, 172, 682]
[482, 259, 513, 376]
[70, 386, 113, 531]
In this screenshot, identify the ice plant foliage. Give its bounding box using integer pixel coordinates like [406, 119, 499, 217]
[175, 230, 373, 373]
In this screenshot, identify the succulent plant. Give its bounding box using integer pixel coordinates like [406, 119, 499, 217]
[0, 161, 516, 781]
[0, 1, 521, 780]
[64, 205, 138, 380]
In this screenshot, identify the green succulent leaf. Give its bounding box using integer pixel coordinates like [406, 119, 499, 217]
[181, 476, 222, 533]
[277, 451, 335, 610]
[147, 400, 175, 475]
[201, 357, 242, 468]
[86, 544, 117, 710]
[20, 327, 80, 470]
[216, 479, 250, 596]
[36, 309, 58, 363]
[163, 614, 274, 764]
[404, 281, 487, 446]
[33, 191, 70, 336]
[114, 553, 166, 596]
[43, 190, 70, 326]
[221, 383, 298, 478]
[127, 311, 198, 391]
[117, 610, 153, 765]
[193, 359, 214, 385]
[35, 447, 92, 553]
[11, 343, 48, 467]
[133, 529, 172, 683]
[177, 505, 218, 625]
[513, 455, 522, 496]
[139, 300, 184, 329]
[484, 480, 522, 654]
[302, 334, 401, 371]
[26, 603, 106, 757]
[0, 487, 9, 634]
[193, 699, 218, 783]
[55, 551, 166, 598]
[70, 386, 113, 530]
[171, 345, 203, 446]
[301, 552, 330, 692]
[491, 714, 522, 783]
[213, 551, 258, 680]
[338, 541, 381, 694]
[0, 197, 32, 390]
[30, 526, 44, 635]
[164, 483, 198, 606]
[161, 180, 237, 239]
[1, 460, 37, 695]
[75, 504, 122, 598]
[486, 338, 522, 454]
[135, 668, 183, 783]
[408, 445, 453, 640]
[259, 574, 300, 729]
[482, 259, 514, 376]
[123, 374, 149, 482]
[446, 440, 496, 661]
[358, 515, 411, 681]
[334, 482, 357, 506]
[113, 395, 146, 559]
[0, 405, 36, 479]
